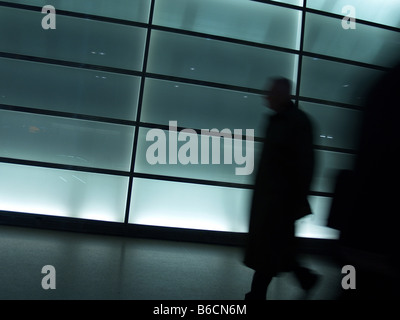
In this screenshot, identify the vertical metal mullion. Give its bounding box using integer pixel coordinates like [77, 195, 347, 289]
[124, 0, 156, 225]
[295, 0, 307, 108]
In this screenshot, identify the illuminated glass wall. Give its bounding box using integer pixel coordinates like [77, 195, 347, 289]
[0, 0, 399, 239]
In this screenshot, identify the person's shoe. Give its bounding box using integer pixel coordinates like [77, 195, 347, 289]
[295, 267, 320, 292]
[299, 271, 320, 292]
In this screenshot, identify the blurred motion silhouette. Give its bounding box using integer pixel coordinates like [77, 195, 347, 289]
[244, 78, 318, 300]
[328, 62, 400, 299]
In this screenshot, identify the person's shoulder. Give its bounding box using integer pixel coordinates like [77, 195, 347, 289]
[288, 105, 310, 122]
[296, 108, 311, 123]
[288, 107, 313, 133]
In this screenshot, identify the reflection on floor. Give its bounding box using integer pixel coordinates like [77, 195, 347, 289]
[0, 225, 343, 300]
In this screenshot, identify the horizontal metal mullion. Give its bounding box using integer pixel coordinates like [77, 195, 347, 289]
[150, 24, 300, 55]
[131, 172, 335, 198]
[145, 72, 265, 95]
[0, 51, 143, 77]
[313, 145, 357, 155]
[0, 156, 130, 177]
[251, 0, 303, 11]
[0, 103, 136, 126]
[298, 96, 364, 111]
[133, 172, 254, 190]
[302, 51, 390, 72]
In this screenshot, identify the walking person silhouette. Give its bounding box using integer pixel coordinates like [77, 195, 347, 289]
[244, 78, 319, 300]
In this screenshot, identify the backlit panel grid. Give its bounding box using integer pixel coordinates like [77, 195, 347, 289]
[0, 0, 399, 239]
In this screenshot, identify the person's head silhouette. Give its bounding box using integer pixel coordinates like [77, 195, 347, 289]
[264, 77, 292, 112]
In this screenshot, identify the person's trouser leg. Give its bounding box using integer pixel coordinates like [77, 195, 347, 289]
[293, 265, 319, 291]
[245, 270, 273, 300]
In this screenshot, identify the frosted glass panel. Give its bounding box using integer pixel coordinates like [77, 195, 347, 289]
[129, 178, 252, 232]
[312, 151, 355, 193]
[140, 79, 270, 137]
[153, 0, 302, 49]
[304, 13, 400, 68]
[0, 163, 129, 222]
[300, 102, 363, 150]
[147, 30, 298, 91]
[0, 8, 146, 71]
[0, 58, 140, 120]
[296, 196, 339, 239]
[0, 7, 147, 71]
[129, 179, 338, 239]
[300, 57, 384, 105]
[307, 0, 400, 28]
[0, 110, 134, 171]
[2, 0, 151, 22]
[134, 127, 260, 184]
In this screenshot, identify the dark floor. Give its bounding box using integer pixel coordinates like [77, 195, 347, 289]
[0, 224, 343, 300]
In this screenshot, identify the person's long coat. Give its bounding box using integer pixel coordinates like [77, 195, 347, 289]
[244, 101, 315, 274]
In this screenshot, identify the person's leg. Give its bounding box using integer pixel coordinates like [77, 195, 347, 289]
[245, 270, 273, 300]
[293, 265, 319, 291]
